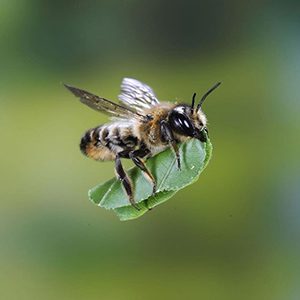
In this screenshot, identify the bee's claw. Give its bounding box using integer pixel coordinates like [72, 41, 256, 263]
[145, 199, 152, 211]
[128, 195, 140, 211]
[177, 160, 181, 170]
[152, 183, 157, 195]
[131, 201, 141, 211]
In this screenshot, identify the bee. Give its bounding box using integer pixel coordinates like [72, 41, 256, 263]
[65, 78, 221, 210]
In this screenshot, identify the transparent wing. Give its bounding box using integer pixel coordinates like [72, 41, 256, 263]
[118, 78, 160, 113]
[64, 84, 147, 121]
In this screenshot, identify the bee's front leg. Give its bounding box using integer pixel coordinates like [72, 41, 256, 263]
[160, 120, 181, 169]
[115, 154, 140, 211]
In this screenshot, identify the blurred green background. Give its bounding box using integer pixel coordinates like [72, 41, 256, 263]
[1, 0, 299, 299]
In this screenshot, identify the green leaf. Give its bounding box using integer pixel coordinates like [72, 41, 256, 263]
[89, 135, 212, 221]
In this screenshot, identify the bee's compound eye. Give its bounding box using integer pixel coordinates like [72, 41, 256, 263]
[169, 109, 195, 137]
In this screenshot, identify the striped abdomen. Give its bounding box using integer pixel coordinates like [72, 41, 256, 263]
[80, 122, 139, 161]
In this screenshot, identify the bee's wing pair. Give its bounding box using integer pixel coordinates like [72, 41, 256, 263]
[118, 78, 159, 113]
[64, 78, 160, 121]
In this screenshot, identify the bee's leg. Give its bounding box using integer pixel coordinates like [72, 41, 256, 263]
[197, 129, 208, 142]
[129, 149, 156, 195]
[160, 120, 181, 169]
[115, 154, 140, 211]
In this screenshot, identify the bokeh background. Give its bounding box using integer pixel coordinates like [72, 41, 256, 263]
[1, 1, 299, 299]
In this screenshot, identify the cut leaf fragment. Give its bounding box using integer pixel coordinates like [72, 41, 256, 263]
[89, 135, 212, 220]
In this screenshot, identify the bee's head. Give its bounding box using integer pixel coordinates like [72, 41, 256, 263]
[168, 82, 221, 141]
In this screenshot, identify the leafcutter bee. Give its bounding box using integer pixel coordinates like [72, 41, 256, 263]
[65, 78, 220, 210]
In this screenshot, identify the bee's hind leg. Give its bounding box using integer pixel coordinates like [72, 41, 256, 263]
[129, 149, 156, 195]
[115, 154, 140, 211]
[128, 148, 155, 211]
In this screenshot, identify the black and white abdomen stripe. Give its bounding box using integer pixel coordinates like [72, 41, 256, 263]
[80, 121, 139, 161]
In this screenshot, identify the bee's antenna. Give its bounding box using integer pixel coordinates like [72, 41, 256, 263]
[197, 82, 221, 111]
[191, 93, 196, 114]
